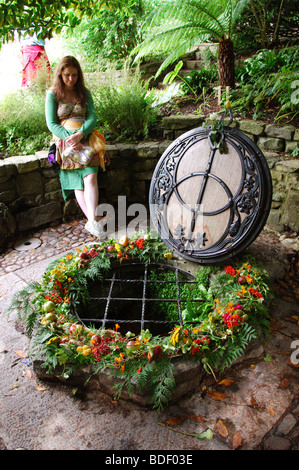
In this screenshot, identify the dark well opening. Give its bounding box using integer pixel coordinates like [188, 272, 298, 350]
[74, 263, 202, 336]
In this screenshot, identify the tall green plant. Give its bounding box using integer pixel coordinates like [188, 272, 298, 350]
[232, 46, 299, 122]
[0, 86, 50, 157]
[93, 64, 157, 141]
[61, 2, 147, 70]
[133, 0, 250, 88]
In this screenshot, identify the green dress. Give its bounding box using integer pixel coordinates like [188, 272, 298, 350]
[45, 89, 99, 200]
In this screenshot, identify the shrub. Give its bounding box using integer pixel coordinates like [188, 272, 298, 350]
[0, 86, 51, 157]
[235, 46, 299, 85]
[231, 46, 299, 122]
[93, 64, 158, 141]
[180, 66, 218, 96]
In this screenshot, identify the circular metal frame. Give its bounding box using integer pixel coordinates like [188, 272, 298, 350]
[149, 120, 272, 264]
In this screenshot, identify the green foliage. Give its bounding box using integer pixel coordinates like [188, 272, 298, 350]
[235, 47, 299, 84]
[181, 66, 218, 96]
[232, 46, 299, 122]
[61, 2, 146, 71]
[112, 356, 175, 412]
[133, 0, 250, 77]
[8, 234, 273, 411]
[0, 1, 139, 46]
[93, 64, 158, 141]
[163, 61, 217, 97]
[0, 86, 51, 157]
[7, 282, 40, 337]
[204, 323, 258, 373]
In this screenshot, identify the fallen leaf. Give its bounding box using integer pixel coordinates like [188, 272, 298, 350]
[197, 429, 213, 440]
[218, 379, 234, 387]
[282, 296, 296, 303]
[280, 378, 290, 389]
[0, 289, 7, 299]
[270, 319, 279, 331]
[250, 395, 258, 407]
[285, 315, 299, 325]
[188, 415, 208, 424]
[27, 370, 33, 379]
[35, 386, 47, 391]
[215, 419, 229, 438]
[14, 350, 27, 358]
[208, 391, 229, 400]
[250, 395, 264, 411]
[268, 407, 275, 416]
[165, 416, 187, 426]
[287, 359, 299, 369]
[232, 431, 243, 449]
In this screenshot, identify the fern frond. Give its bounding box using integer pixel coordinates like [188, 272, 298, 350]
[7, 282, 40, 336]
[133, 0, 250, 77]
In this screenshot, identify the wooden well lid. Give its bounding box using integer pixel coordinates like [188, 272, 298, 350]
[149, 114, 272, 264]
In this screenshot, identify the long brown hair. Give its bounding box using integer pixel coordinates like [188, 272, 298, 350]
[50, 56, 87, 102]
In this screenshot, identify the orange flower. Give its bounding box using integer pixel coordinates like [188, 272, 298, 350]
[136, 366, 142, 373]
[65, 253, 73, 260]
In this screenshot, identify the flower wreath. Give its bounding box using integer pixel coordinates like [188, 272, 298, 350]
[10, 231, 272, 411]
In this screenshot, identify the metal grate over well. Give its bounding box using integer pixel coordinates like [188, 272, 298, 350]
[75, 263, 203, 335]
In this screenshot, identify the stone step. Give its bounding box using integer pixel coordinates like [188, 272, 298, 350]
[184, 59, 203, 70]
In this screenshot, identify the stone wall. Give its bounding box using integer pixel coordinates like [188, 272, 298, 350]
[0, 116, 298, 251]
[162, 115, 299, 234]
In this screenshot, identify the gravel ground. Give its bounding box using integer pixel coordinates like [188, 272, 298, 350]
[0, 222, 298, 453]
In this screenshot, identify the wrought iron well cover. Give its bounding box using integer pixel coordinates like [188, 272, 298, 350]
[74, 262, 202, 334]
[149, 111, 272, 264]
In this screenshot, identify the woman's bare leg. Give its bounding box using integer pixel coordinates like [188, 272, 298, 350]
[74, 173, 98, 220]
[74, 189, 88, 218]
[83, 172, 98, 221]
[75, 173, 104, 238]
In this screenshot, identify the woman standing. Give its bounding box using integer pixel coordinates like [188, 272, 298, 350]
[45, 56, 106, 238]
[21, 33, 51, 88]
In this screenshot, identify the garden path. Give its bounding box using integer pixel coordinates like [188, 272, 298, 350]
[0, 220, 298, 452]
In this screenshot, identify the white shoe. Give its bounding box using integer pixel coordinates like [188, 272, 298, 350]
[85, 220, 106, 239]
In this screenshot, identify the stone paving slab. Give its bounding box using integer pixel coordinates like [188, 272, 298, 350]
[0, 221, 298, 451]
